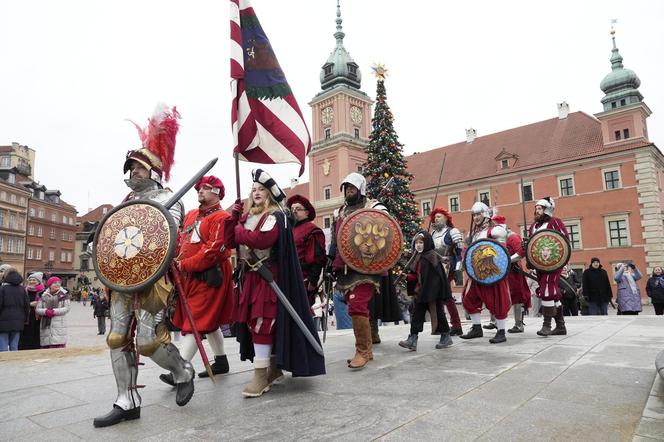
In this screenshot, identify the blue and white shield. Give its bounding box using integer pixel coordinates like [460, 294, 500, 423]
[463, 239, 510, 286]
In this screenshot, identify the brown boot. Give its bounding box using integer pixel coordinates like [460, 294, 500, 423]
[537, 306, 556, 337]
[348, 316, 371, 370]
[551, 306, 567, 335]
[242, 359, 270, 398]
[370, 318, 381, 344]
[267, 356, 284, 385]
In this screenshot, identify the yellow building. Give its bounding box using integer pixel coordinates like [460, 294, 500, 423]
[0, 179, 30, 275]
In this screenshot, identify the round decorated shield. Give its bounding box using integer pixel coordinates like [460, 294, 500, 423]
[92, 199, 177, 293]
[337, 208, 403, 274]
[463, 238, 510, 286]
[525, 229, 571, 273]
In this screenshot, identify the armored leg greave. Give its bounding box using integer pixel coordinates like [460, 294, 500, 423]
[111, 348, 141, 410]
[151, 343, 194, 384]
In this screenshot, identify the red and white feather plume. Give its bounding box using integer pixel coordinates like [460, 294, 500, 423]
[130, 103, 180, 181]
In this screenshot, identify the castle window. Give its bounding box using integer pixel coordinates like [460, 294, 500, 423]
[354, 128, 360, 139]
[323, 186, 331, 200]
[623, 128, 630, 139]
[421, 200, 432, 217]
[614, 130, 621, 141]
[559, 176, 575, 197]
[323, 216, 331, 229]
[611, 102, 617, 109]
[501, 159, 509, 169]
[449, 195, 459, 213]
[521, 183, 533, 202]
[620, 99, 626, 106]
[324, 65, 332, 76]
[324, 128, 331, 140]
[603, 168, 621, 190]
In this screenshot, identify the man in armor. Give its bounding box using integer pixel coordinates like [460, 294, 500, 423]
[459, 202, 515, 344]
[330, 172, 388, 369]
[492, 214, 531, 333]
[94, 105, 195, 428]
[528, 197, 570, 336]
[429, 208, 464, 336]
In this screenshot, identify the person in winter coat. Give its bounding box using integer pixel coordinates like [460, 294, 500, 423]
[646, 266, 664, 315]
[582, 257, 613, 315]
[35, 277, 71, 348]
[19, 272, 44, 350]
[0, 268, 30, 351]
[93, 293, 109, 335]
[559, 266, 582, 316]
[614, 263, 642, 315]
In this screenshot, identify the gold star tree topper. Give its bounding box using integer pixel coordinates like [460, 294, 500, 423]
[371, 63, 389, 80]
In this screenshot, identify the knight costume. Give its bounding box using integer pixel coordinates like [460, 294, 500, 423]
[330, 172, 394, 370]
[460, 202, 513, 344]
[528, 197, 570, 336]
[429, 208, 464, 335]
[94, 105, 195, 428]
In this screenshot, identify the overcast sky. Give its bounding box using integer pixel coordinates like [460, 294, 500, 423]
[1, 0, 662, 215]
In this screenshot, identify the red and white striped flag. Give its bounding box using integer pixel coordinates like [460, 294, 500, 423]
[230, 0, 311, 176]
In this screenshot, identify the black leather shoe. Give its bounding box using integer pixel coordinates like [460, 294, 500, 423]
[198, 355, 230, 378]
[93, 405, 140, 428]
[449, 328, 463, 336]
[175, 372, 195, 406]
[460, 324, 483, 339]
[483, 323, 497, 330]
[159, 373, 175, 387]
[489, 329, 507, 344]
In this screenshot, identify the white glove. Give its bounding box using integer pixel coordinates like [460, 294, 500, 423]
[455, 261, 462, 271]
[510, 253, 522, 263]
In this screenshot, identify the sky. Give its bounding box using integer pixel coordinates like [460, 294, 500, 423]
[1, 0, 662, 215]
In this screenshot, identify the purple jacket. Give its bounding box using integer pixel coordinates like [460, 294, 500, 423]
[614, 266, 642, 313]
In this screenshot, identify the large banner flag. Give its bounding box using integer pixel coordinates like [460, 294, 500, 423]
[230, 0, 311, 176]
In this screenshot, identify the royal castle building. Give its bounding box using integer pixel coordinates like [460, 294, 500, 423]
[289, 6, 662, 296]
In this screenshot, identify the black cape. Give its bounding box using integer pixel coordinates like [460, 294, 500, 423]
[237, 211, 325, 377]
[413, 231, 452, 304]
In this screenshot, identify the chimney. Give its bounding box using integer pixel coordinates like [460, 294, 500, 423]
[466, 128, 477, 143]
[557, 101, 570, 119]
[290, 178, 299, 189]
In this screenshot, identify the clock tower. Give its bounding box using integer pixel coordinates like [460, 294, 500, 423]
[308, 0, 373, 228]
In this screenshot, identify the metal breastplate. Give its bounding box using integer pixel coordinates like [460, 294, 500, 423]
[131, 187, 184, 226]
[432, 228, 451, 256]
[239, 213, 272, 261]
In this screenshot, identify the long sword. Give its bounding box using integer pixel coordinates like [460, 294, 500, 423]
[248, 251, 324, 356]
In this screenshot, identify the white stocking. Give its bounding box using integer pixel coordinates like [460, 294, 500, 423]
[206, 328, 226, 357]
[179, 333, 198, 362]
[254, 343, 273, 360]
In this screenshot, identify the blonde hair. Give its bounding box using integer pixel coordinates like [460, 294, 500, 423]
[248, 184, 279, 215]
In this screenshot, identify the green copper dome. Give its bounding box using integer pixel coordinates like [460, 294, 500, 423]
[320, 1, 361, 90]
[600, 32, 643, 111]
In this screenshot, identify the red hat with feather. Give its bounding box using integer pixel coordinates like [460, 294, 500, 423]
[124, 103, 180, 183]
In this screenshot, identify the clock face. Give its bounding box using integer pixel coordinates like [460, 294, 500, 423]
[350, 106, 363, 124]
[321, 107, 334, 125]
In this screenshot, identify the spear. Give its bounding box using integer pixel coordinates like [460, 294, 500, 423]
[428, 153, 447, 230]
[170, 264, 215, 381]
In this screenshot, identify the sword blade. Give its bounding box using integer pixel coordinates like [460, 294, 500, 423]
[268, 280, 324, 356]
[164, 158, 218, 210]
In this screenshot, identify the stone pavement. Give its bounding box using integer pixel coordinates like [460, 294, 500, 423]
[0, 304, 663, 441]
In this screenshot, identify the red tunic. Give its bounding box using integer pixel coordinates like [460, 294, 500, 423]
[172, 203, 235, 334]
[505, 231, 532, 308]
[293, 221, 325, 283]
[224, 211, 280, 342]
[528, 217, 569, 303]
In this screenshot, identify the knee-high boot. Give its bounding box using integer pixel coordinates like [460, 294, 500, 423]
[349, 316, 372, 370]
[551, 306, 567, 335]
[537, 306, 556, 336]
[370, 317, 381, 344]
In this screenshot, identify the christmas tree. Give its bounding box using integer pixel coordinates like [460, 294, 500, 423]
[362, 64, 422, 250]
